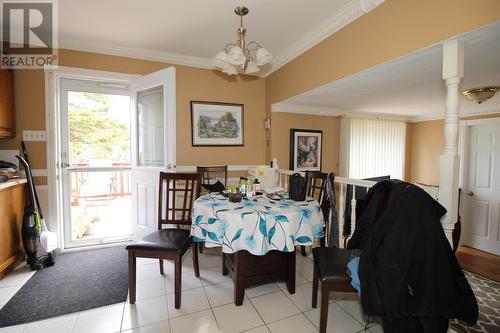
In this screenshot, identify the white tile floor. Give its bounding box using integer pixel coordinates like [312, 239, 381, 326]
[0, 247, 459, 333]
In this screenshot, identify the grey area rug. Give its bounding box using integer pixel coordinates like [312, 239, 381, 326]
[451, 271, 500, 333]
[0, 246, 128, 327]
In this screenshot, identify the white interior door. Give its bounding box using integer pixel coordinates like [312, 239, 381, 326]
[462, 122, 500, 255]
[130, 67, 176, 240]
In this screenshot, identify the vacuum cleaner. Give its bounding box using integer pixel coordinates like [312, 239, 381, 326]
[17, 152, 56, 270]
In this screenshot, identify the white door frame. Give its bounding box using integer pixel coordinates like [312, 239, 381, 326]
[458, 116, 500, 248]
[44, 66, 139, 252]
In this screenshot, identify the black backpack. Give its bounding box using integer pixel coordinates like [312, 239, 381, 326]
[288, 173, 306, 201]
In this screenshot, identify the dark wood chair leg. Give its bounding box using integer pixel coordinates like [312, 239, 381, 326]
[128, 250, 136, 304]
[192, 243, 200, 278]
[312, 265, 318, 308]
[319, 284, 329, 333]
[222, 253, 229, 275]
[301, 245, 307, 256]
[159, 259, 164, 275]
[174, 255, 182, 309]
[199, 242, 204, 253]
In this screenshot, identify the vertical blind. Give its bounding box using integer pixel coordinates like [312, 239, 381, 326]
[349, 118, 406, 180]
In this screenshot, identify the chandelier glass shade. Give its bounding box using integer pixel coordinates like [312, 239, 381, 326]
[212, 6, 272, 75]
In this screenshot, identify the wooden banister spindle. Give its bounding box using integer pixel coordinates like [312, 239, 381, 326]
[338, 183, 345, 248]
[350, 186, 357, 238]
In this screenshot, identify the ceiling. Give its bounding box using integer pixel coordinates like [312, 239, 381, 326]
[276, 22, 500, 120]
[57, 0, 382, 73]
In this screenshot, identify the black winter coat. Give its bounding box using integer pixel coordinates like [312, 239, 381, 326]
[357, 180, 477, 329]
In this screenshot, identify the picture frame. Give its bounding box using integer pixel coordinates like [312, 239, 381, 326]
[191, 101, 244, 146]
[289, 129, 323, 172]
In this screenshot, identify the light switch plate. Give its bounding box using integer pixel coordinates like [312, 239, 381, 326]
[23, 130, 47, 141]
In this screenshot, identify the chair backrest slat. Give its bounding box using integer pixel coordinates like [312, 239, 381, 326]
[305, 171, 331, 235]
[197, 166, 228, 187]
[158, 172, 202, 229]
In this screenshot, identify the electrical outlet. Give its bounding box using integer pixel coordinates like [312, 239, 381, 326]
[23, 130, 47, 141]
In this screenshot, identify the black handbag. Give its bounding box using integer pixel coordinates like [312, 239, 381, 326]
[289, 173, 307, 201]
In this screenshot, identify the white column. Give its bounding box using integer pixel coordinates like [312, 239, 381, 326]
[439, 40, 464, 245]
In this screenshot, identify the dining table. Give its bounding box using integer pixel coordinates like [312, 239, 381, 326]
[190, 193, 325, 305]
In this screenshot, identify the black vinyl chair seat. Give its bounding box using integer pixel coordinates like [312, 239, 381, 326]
[312, 247, 352, 284]
[126, 229, 192, 253]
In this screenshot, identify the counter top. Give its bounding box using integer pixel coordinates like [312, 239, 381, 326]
[0, 178, 27, 191]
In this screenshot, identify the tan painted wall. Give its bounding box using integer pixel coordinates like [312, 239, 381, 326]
[266, 0, 500, 106]
[0, 50, 267, 176]
[270, 113, 340, 173]
[265, 0, 500, 161]
[409, 113, 500, 186]
[409, 120, 444, 185]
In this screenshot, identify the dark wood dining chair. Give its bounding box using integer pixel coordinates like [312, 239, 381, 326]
[196, 166, 228, 253]
[306, 173, 356, 333]
[300, 171, 329, 256]
[126, 172, 201, 309]
[312, 247, 358, 333]
[197, 165, 228, 191]
[311, 183, 391, 333]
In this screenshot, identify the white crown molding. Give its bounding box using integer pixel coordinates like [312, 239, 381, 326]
[272, 102, 413, 121]
[265, 0, 384, 75]
[59, 0, 383, 76]
[411, 113, 445, 123]
[272, 103, 344, 117]
[460, 108, 500, 118]
[411, 108, 500, 123]
[60, 38, 214, 70]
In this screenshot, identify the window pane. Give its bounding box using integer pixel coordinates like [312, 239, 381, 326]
[68, 91, 130, 167]
[137, 86, 164, 167]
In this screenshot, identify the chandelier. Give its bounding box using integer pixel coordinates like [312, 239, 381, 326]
[462, 86, 500, 104]
[212, 6, 272, 75]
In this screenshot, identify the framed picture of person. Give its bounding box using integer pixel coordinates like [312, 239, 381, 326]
[191, 101, 244, 146]
[289, 129, 322, 172]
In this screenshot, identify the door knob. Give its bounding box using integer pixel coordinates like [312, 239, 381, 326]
[61, 162, 70, 168]
[467, 191, 474, 197]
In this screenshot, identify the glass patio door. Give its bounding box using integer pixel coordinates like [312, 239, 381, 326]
[60, 78, 132, 248]
[130, 67, 176, 240]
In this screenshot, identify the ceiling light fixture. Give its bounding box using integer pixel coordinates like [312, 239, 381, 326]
[462, 86, 500, 104]
[212, 6, 272, 75]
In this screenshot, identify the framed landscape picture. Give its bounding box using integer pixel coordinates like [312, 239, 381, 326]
[289, 129, 322, 172]
[191, 101, 244, 146]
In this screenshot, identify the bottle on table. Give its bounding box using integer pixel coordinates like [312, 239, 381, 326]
[253, 179, 260, 193]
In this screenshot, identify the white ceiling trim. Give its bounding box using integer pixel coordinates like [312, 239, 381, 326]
[274, 103, 500, 123]
[272, 103, 345, 117]
[391, 108, 500, 123]
[59, 0, 384, 76]
[272, 102, 413, 121]
[411, 113, 445, 123]
[266, 0, 384, 75]
[60, 37, 214, 69]
[460, 108, 500, 118]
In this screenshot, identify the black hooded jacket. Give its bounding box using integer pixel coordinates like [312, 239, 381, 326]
[356, 180, 477, 328]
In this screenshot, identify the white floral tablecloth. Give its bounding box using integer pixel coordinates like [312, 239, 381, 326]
[190, 194, 324, 255]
